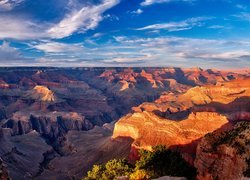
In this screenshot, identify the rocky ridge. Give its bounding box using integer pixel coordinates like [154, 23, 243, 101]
[0, 67, 248, 179]
[195, 121, 250, 180]
[112, 78, 250, 163]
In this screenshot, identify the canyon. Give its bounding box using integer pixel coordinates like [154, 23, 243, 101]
[0, 67, 249, 179]
[112, 78, 250, 164]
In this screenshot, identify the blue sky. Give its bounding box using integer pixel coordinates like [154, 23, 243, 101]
[0, 0, 250, 68]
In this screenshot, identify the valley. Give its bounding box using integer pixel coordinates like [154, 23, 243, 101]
[0, 67, 249, 179]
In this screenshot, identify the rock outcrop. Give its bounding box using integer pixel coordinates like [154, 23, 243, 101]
[0, 157, 9, 180]
[0, 128, 52, 180]
[195, 121, 250, 180]
[112, 78, 250, 163]
[28, 85, 56, 102]
[0, 67, 248, 179]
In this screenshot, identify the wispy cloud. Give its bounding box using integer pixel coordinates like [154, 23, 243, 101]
[0, 0, 25, 11]
[208, 25, 225, 29]
[113, 36, 250, 68]
[47, 0, 120, 39]
[235, 4, 247, 10]
[22, 35, 250, 68]
[0, 41, 31, 63]
[234, 12, 250, 21]
[0, 0, 120, 40]
[131, 9, 143, 15]
[136, 17, 212, 32]
[0, 16, 48, 40]
[32, 41, 84, 53]
[140, 0, 194, 6]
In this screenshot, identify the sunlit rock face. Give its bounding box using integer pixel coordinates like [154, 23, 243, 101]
[0, 67, 248, 179]
[195, 121, 250, 180]
[28, 85, 56, 102]
[112, 78, 250, 163]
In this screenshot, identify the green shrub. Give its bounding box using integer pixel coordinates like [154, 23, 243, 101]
[84, 159, 133, 180]
[135, 145, 196, 179]
[84, 145, 196, 180]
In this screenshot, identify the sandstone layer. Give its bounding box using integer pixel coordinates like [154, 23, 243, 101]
[0, 67, 248, 179]
[113, 78, 250, 162]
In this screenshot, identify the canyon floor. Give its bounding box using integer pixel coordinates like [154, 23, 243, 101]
[0, 67, 249, 180]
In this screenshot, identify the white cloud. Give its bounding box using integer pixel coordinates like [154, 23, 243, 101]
[0, 0, 120, 40]
[0, 41, 31, 63]
[33, 41, 84, 53]
[136, 17, 212, 32]
[0, 0, 25, 11]
[236, 4, 247, 10]
[3, 35, 250, 68]
[131, 9, 143, 15]
[208, 25, 225, 29]
[234, 13, 250, 21]
[141, 0, 193, 6]
[112, 36, 250, 68]
[47, 0, 120, 39]
[0, 16, 48, 40]
[0, 41, 20, 59]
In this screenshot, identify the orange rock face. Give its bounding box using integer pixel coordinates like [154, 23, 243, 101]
[112, 78, 250, 163]
[0, 67, 248, 179]
[30, 85, 56, 102]
[195, 122, 250, 180]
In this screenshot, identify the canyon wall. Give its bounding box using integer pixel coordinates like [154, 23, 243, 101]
[112, 78, 250, 163]
[0, 67, 248, 179]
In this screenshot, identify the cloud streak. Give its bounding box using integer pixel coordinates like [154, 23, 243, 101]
[112, 36, 250, 68]
[21, 35, 250, 68]
[0, 0, 25, 11]
[0, 0, 120, 40]
[33, 41, 84, 53]
[140, 0, 194, 6]
[136, 17, 212, 32]
[48, 0, 120, 39]
[0, 41, 32, 64]
[0, 16, 48, 40]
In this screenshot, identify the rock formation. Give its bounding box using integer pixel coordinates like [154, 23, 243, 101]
[0, 67, 248, 179]
[0, 128, 52, 179]
[0, 157, 9, 180]
[112, 78, 250, 163]
[28, 85, 56, 102]
[195, 121, 250, 180]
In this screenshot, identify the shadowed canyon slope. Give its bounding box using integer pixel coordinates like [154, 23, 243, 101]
[0, 67, 249, 179]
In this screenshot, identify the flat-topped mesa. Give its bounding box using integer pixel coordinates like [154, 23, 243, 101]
[31, 85, 56, 102]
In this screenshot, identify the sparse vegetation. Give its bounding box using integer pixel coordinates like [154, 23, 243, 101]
[84, 159, 133, 180]
[84, 145, 196, 180]
[214, 122, 249, 156]
[201, 121, 250, 178]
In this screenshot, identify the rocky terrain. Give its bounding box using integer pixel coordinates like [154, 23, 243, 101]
[112, 78, 250, 164]
[195, 121, 250, 180]
[0, 158, 9, 180]
[0, 67, 248, 179]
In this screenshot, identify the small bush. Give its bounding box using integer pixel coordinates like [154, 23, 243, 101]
[84, 145, 196, 180]
[135, 145, 196, 179]
[84, 159, 133, 180]
[130, 169, 150, 180]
